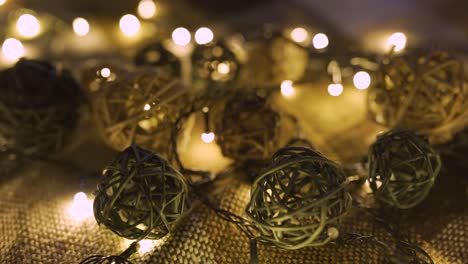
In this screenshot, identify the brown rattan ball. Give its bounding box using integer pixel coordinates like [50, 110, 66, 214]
[246, 147, 352, 250]
[368, 50, 466, 142]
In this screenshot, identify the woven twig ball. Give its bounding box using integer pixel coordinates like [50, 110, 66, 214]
[246, 147, 352, 250]
[92, 68, 189, 154]
[215, 91, 280, 164]
[191, 41, 239, 92]
[368, 129, 442, 209]
[368, 51, 466, 142]
[93, 145, 191, 240]
[0, 58, 82, 157]
[135, 42, 181, 79]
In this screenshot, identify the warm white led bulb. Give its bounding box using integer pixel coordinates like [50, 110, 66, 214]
[327, 83, 343, 96]
[313, 33, 329, 49]
[69, 192, 93, 221]
[290, 27, 308, 43]
[217, 62, 230, 74]
[144, 104, 151, 111]
[120, 14, 140, 36]
[73, 17, 90, 36]
[387, 32, 406, 52]
[2, 38, 24, 61]
[280, 80, 294, 97]
[138, 0, 157, 19]
[172, 27, 191, 46]
[100, 68, 111, 78]
[195, 27, 214, 45]
[353, 71, 371, 90]
[138, 240, 154, 253]
[17, 14, 40, 38]
[0, 0, 6, 6]
[201, 132, 215, 143]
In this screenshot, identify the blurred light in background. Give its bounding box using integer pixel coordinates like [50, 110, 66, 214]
[281, 80, 294, 97]
[17, 14, 40, 38]
[2, 38, 24, 61]
[353, 71, 371, 90]
[120, 14, 140, 36]
[138, 0, 157, 19]
[290, 27, 308, 43]
[69, 192, 93, 221]
[73, 17, 90, 37]
[144, 104, 151, 111]
[195, 27, 214, 45]
[0, 0, 6, 6]
[172, 27, 191, 46]
[201, 132, 215, 143]
[327, 83, 343, 96]
[387, 32, 406, 52]
[217, 62, 230, 74]
[100, 67, 111, 78]
[312, 33, 328, 49]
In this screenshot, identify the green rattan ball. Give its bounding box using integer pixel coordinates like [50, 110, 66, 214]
[246, 146, 352, 250]
[368, 129, 442, 209]
[93, 145, 191, 240]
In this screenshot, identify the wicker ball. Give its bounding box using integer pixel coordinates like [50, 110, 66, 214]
[191, 41, 239, 92]
[246, 147, 352, 250]
[91, 68, 189, 154]
[80, 255, 133, 264]
[0, 58, 82, 157]
[215, 91, 280, 164]
[368, 129, 442, 209]
[135, 42, 181, 79]
[368, 51, 466, 141]
[93, 145, 191, 240]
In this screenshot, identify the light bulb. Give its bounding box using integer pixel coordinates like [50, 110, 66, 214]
[138, 240, 154, 253]
[195, 27, 214, 45]
[100, 68, 111, 78]
[280, 80, 294, 97]
[217, 62, 230, 74]
[327, 83, 343, 96]
[387, 32, 406, 52]
[138, 0, 156, 19]
[17, 14, 40, 38]
[201, 132, 215, 143]
[0, 0, 6, 6]
[73, 17, 90, 36]
[290, 27, 308, 43]
[120, 14, 140, 36]
[353, 71, 371, 90]
[144, 104, 151, 111]
[69, 192, 93, 220]
[2, 38, 24, 61]
[172, 27, 191, 46]
[312, 33, 329, 49]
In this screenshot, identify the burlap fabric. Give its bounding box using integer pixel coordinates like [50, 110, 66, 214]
[0, 86, 467, 263]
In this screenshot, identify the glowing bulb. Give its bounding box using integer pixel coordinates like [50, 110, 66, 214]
[195, 27, 214, 45]
[312, 33, 329, 49]
[217, 62, 230, 74]
[387, 32, 406, 52]
[144, 104, 151, 111]
[280, 80, 294, 97]
[100, 68, 111, 78]
[353, 71, 371, 90]
[201, 132, 215, 143]
[17, 14, 40, 38]
[327, 83, 343, 96]
[172, 27, 191, 46]
[69, 192, 93, 221]
[138, 240, 154, 253]
[120, 14, 140, 36]
[0, 0, 6, 6]
[138, 0, 156, 19]
[2, 38, 24, 61]
[202, 106, 209, 113]
[290, 27, 308, 43]
[72, 17, 90, 37]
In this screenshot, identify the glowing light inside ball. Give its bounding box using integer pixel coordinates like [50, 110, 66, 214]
[312, 33, 329, 49]
[328, 83, 343, 96]
[100, 68, 111, 78]
[69, 192, 93, 221]
[353, 71, 371, 90]
[195, 27, 214, 45]
[120, 14, 140, 36]
[290, 27, 308, 43]
[2, 38, 24, 61]
[281, 80, 295, 97]
[387, 32, 406, 52]
[73, 17, 90, 36]
[172, 27, 191, 46]
[138, 0, 156, 19]
[201, 132, 215, 143]
[17, 14, 40, 38]
[217, 62, 230, 74]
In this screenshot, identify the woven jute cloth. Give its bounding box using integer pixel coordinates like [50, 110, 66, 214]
[1, 86, 467, 263]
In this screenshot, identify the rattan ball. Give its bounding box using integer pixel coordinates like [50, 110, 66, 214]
[135, 42, 181, 79]
[368, 129, 442, 209]
[215, 91, 280, 164]
[0, 58, 82, 157]
[368, 51, 466, 142]
[91, 68, 189, 154]
[93, 145, 191, 240]
[246, 147, 352, 250]
[191, 41, 239, 92]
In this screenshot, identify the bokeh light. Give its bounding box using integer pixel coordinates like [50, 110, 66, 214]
[138, 0, 156, 19]
[2, 38, 24, 61]
[0, 0, 6, 6]
[353, 71, 371, 90]
[387, 32, 406, 52]
[201, 132, 215, 143]
[73, 17, 90, 36]
[312, 33, 329, 49]
[172, 27, 191, 46]
[280, 80, 294, 97]
[195, 27, 214, 45]
[327, 83, 343, 96]
[100, 67, 111, 78]
[120, 14, 140, 36]
[17, 14, 40, 38]
[290, 27, 308, 43]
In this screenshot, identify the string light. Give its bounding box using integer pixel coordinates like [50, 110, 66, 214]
[195, 27, 214, 45]
[69, 192, 93, 221]
[72, 17, 90, 36]
[353, 71, 371, 90]
[172, 27, 191, 46]
[144, 104, 151, 111]
[312, 33, 328, 49]
[138, 240, 154, 253]
[2, 38, 24, 61]
[280, 80, 294, 97]
[327, 83, 343, 96]
[201, 132, 215, 143]
[0, 0, 6, 6]
[17, 14, 40, 38]
[290, 27, 308, 43]
[120, 14, 140, 36]
[100, 68, 111, 78]
[217, 62, 230, 74]
[387, 32, 406, 52]
[138, 0, 156, 19]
